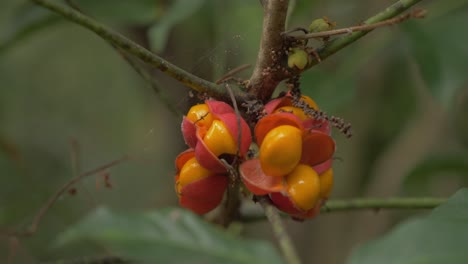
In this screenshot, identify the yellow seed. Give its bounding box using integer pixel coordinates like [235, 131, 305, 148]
[286, 164, 321, 211]
[260, 125, 302, 177]
[300, 95, 319, 111]
[176, 157, 211, 193]
[319, 168, 333, 199]
[274, 106, 308, 121]
[186, 104, 214, 129]
[203, 120, 237, 157]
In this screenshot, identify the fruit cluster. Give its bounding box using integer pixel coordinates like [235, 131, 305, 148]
[175, 95, 335, 220]
[175, 101, 251, 214]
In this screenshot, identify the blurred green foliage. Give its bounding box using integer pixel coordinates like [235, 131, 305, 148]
[55, 207, 282, 264]
[0, 0, 467, 263]
[349, 189, 468, 264]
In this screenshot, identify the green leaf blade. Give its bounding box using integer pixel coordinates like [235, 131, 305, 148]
[54, 207, 283, 264]
[348, 189, 468, 264]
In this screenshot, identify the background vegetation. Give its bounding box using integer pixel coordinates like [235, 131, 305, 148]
[0, 0, 467, 263]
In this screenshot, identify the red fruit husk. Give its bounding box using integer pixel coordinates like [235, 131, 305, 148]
[270, 192, 322, 220]
[264, 97, 284, 114]
[291, 203, 321, 220]
[175, 149, 196, 171]
[179, 174, 228, 214]
[313, 159, 333, 175]
[270, 192, 303, 215]
[206, 100, 235, 115]
[300, 130, 335, 167]
[302, 118, 331, 134]
[181, 117, 198, 148]
[239, 159, 285, 195]
[195, 138, 228, 173]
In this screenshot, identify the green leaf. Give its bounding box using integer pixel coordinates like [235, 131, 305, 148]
[403, 22, 442, 99]
[148, 0, 205, 52]
[54, 207, 282, 264]
[402, 9, 468, 110]
[348, 188, 468, 264]
[403, 155, 468, 195]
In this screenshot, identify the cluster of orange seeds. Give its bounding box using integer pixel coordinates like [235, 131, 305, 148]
[175, 94, 335, 220]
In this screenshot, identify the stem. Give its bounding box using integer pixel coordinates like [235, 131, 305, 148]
[258, 196, 301, 264]
[242, 197, 447, 222]
[307, 0, 424, 69]
[322, 197, 446, 212]
[296, 9, 426, 40]
[219, 178, 241, 227]
[30, 0, 250, 102]
[248, 0, 289, 102]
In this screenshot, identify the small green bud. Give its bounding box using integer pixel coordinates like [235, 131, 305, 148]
[309, 17, 335, 33]
[288, 48, 309, 70]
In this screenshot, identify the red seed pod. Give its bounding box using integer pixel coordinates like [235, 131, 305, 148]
[240, 112, 334, 195]
[181, 100, 252, 173]
[175, 149, 228, 214]
[240, 159, 286, 195]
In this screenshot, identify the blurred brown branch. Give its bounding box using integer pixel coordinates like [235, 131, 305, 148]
[0, 155, 129, 238]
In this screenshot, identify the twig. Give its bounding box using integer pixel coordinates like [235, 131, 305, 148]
[306, 0, 424, 69]
[69, 139, 95, 205]
[242, 197, 447, 222]
[215, 64, 251, 85]
[258, 196, 301, 264]
[69, 138, 82, 177]
[216, 160, 241, 227]
[118, 50, 182, 117]
[0, 155, 130, 237]
[248, 0, 290, 102]
[214, 84, 242, 227]
[30, 0, 250, 103]
[294, 9, 426, 40]
[321, 197, 446, 212]
[62, 0, 185, 117]
[225, 83, 242, 158]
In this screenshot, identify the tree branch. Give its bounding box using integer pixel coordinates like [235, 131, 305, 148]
[321, 197, 446, 212]
[248, 0, 424, 102]
[248, 0, 289, 102]
[258, 196, 301, 264]
[294, 9, 426, 40]
[307, 0, 424, 69]
[242, 197, 447, 222]
[30, 0, 250, 102]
